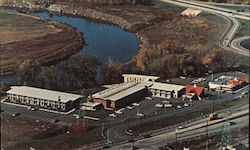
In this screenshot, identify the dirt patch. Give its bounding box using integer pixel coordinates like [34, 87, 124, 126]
[0, 10, 84, 76]
[1, 113, 104, 150]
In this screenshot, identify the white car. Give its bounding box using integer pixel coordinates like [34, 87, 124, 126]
[178, 125, 185, 129]
[164, 104, 173, 107]
[155, 104, 163, 108]
[162, 100, 170, 104]
[109, 113, 117, 117]
[177, 105, 182, 109]
[132, 102, 140, 106]
[115, 110, 123, 115]
[145, 97, 152, 100]
[126, 106, 133, 109]
[137, 113, 145, 117]
[28, 107, 38, 111]
[184, 103, 189, 107]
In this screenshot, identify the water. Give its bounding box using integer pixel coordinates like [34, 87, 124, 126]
[1, 12, 140, 85]
[33, 12, 140, 63]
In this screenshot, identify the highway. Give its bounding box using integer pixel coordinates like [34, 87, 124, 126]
[159, 0, 250, 57]
[107, 107, 249, 149]
[160, 0, 250, 20]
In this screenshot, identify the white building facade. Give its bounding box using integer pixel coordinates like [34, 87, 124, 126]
[148, 82, 185, 99]
[6, 86, 83, 112]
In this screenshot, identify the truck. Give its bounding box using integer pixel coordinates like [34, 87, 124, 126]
[208, 113, 218, 121]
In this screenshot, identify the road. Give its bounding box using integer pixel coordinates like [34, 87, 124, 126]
[231, 36, 250, 52]
[99, 85, 248, 143]
[160, 0, 250, 20]
[107, 107, 249, 149]
[159, 0, 250, 57]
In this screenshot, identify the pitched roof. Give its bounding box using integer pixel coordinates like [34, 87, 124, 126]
[186, 84, 204, 97]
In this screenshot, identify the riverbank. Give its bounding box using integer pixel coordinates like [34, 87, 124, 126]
[0, 9, 84, 76]
[1, 0, 233, 80]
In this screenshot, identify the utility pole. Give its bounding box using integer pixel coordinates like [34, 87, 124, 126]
[205, 119, 209, 150]
[220, 109, 232, 150]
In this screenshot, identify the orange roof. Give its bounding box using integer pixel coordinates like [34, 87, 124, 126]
[237, 77, 247, 82]
[186, 84, 204, 97]
[226, 80, 242, 86]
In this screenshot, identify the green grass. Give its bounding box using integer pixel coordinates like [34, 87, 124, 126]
[209, 5, 250, 12]
[198, 12, 229, 51]
[222, 48, 250, 67]
[152, 0, 185, 13]
[234, 19, 250, 39]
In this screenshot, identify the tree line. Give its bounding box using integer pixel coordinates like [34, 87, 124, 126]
[17, 55, 100, 91]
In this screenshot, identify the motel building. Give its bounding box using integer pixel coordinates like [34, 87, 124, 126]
[91, 82, 152, 110]
[6, 86, 83, 112]
[209, 76, 248, 93]
[148, 82, 185, 99]
[90, 74, 186, 109]
[122, 74, 160, 83]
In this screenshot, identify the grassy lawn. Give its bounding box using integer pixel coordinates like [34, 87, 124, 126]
[209, 5, 250, 12]
[152, 0, 185, 13]
[198, 12, 229, 51]
[222, 48, 250, 67]
[234, 19, 250, 39]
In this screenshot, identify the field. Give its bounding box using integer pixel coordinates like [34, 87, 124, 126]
[234, 19, 250, 39]
[0, 113, 104, 150]
[0, 9, 83, 76]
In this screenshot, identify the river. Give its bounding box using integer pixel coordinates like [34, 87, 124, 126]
[1, 12, 140, 85]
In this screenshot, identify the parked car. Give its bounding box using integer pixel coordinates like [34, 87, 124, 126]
[162, 100, 170, 104]
[155, 104, 163, 108]
[136, 113, 145, 117]
[184, 103, 189, 107]
[164, 104, 173, 107]
[176, 105, 182, 109]
[126, 106, 133, 109]
[145, 97, 152, 100]
[11, 113, 20, 117]
[132, 102, 140, 106]
[115, 110, 123, 115]
[109, 113, 117, 117]
[28, 107, 39, 111]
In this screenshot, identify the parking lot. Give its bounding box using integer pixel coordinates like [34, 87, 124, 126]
[1, 71, 248, 128]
